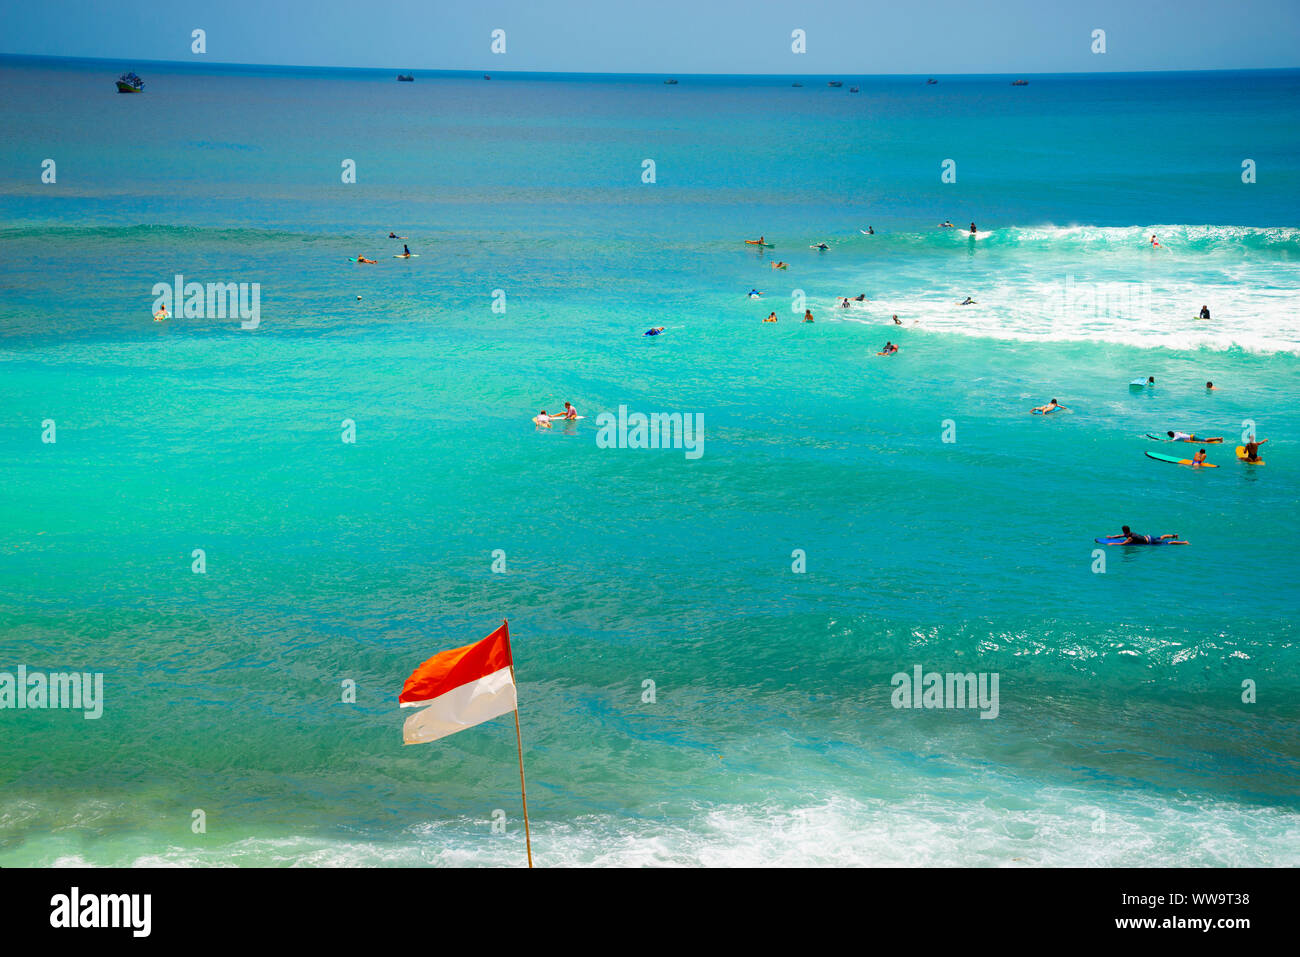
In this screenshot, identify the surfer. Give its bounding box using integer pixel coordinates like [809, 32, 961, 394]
[1116, 526, 1182, 545]
[533, 410, 552, 428]
[812, 242, 830, 250]
[1167, 430, 1194, 442]
[763, 312, 778, 323]
[969, 222, 977, 233]
[1242, 438, 1268, 462]
[1191, 448, 1208, 468]
[556, 401, 579, 420]
[403, 244, 411, 256]
[355, 255, 376, 264]
[878, 341, 898, 355]
[1206, 381, 1217, 390]
[1199, 305, 1211, 319]
[854, 293, 868, 302]
[892, 315, 902, 325]
[960, 296, 976, 305]
[866, 226, 874, 235]
[749, 289, 762, 298]
[804, 309, 815, 322]
[1150, 234, 1161, 248]
[1031, 399, 1067, 414]
[939, 221, 954, 228]
[771, 261, 788, 269]
[644, 327, 666, 336]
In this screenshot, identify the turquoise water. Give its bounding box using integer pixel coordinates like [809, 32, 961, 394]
[1, 59, 1298, 866]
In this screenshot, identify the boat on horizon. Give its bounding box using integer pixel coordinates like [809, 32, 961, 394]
[397, 74, 414, 82]
[115, 71, 143, 93]
[849, 86, 860, 93]
[827, 80, 842, 88]
[926, 78, 938, 85]
[1011, 79, 1029, 86]
[663, 78, 678, 85]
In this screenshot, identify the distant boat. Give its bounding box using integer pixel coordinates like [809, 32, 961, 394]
[397, 74, 414, 82]
[926, 78, 938, 85]
[1011, 79, 1029, 86]
[115, 71, 144, 93]
[791, 82, 803, 87]
[827, 80, 842, 88]
[663, 78, 678, 85]
[483, 74, 491, 80]
[849, 86, 860, 93]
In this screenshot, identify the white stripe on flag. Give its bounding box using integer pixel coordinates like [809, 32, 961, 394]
[401, 665, 517, 745]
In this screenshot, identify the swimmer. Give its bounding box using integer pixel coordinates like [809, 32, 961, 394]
[1167, 430, 1195, 442]
[854, 294, 868, 302]
[749, 289, 762, 298]
[1199, 305, 1211, 320]
[1150, 234, 1161, 248]
[1146, 376, 1155, 385]
[892, 314, 901, 325]
[763, 312, 778, 323]
[644, 326, 666, 336]
[804, 309, 815, 322]
[1206, 381, 1217, 391]
[1242, 437, 1269, 463]
[1031, 399, 1068, 414]
[840, 298, 852, 308]
[389, 232, 398, 238]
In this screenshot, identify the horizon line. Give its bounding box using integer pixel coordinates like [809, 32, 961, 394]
[4, 52, 1298, 80]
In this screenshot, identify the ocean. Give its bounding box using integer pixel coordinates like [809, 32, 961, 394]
[0, 58, 1297, 866]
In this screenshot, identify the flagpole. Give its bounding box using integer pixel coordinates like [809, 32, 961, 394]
[505, 621, 533, 868]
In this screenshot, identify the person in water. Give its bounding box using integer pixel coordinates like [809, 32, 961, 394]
[1191, 448, 1208, 468]
[892, 315, 901, 325]
[878, 341, 898, 355]
[763, 312, 778, 323]
[1167, 430, 1195, 442]
[534, 410, 552, 428]
[355, 255, 376, 263]
[644, 327, 665, 336]
[556, 401, 579, 420]
[1150, 234, 1161, 247]
[804, 309, 815, 322]
[388, 232, 398, 238]
[403, 244, 411, 256]
[153, 306, 169, 322]
[1117, 526, 1182, 545]
[749, 289, 762, 298]
[1147, 376, 1156, 385]
[939, 221, 954, 228]
[1199, 305, 1211, 319]
[854, 293, 868, 302]
[1242, 437, 1268, 462]
[866, 227, 874, 235]
[969, 222, 977, 233]
[771, 261, 788, 269]
[960, 296, 976, 305]
[1206, 381, 1217, 390]
[813, 242, 829, 250]
[1031, 399, 1067, 414]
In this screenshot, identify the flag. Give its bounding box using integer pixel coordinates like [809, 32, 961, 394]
[399, 622, 516, 745]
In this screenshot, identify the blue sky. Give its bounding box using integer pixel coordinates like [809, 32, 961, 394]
[3, 0, 1298, 73]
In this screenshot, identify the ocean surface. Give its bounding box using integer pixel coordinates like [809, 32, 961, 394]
[1, 58, 1298, 866]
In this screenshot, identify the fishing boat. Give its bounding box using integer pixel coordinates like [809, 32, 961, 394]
[663, 78, 678, 85]
[827, 80, 842, 88]
[1011, 79, 1029, 86]
[115, 71, 144, 93]
[926, 78, 938, 85]
[397, 74, 414, 82]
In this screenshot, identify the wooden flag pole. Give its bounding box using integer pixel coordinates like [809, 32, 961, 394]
[505, 621, 533, 868]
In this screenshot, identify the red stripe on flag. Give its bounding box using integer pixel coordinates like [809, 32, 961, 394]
[399, 622, 513, 706]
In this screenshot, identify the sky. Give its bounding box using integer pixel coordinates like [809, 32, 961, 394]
[2, 0, 1298, 74]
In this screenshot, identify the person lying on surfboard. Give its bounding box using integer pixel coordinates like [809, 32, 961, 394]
[1167, 430, 1221, 443]
[1031, 399, 1068, 414]
[644, 327, 666, 336]
[771, 261, 788, 269]
[1191, 448, 1209, 468]
[1115, 526, 1184, 545]
[354, 254, 377, 263]
[533, 410, 552, 428]
[877, 341, 898, 355]
[763, 312, 778, 323]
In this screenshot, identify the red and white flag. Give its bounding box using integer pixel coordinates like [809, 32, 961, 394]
[399, 622, 516, 745]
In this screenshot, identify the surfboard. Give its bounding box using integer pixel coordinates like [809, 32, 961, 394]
[554, 415, 586, 422]
[393, 254, 420, 258]
[1032, 407, 1062, 415]
[1236, 445, 1265, 465]
[745, 241, 774, 247]
[1130, 379, 1151, 387]
[348, 258, 376, 263]
[1145, 451, 1218, 468]
[1094, 536, 1186, 546]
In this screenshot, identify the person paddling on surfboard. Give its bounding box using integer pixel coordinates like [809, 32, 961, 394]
[1031, 399, 1067, 414]
[1115, 526, 1183, 545]
[644, 327, 666, 336]
[763, 312, 778, 323]
[1191, 448, 1209, 468]
[877, 341, 898, 355]
[533, 410, 552, 428]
